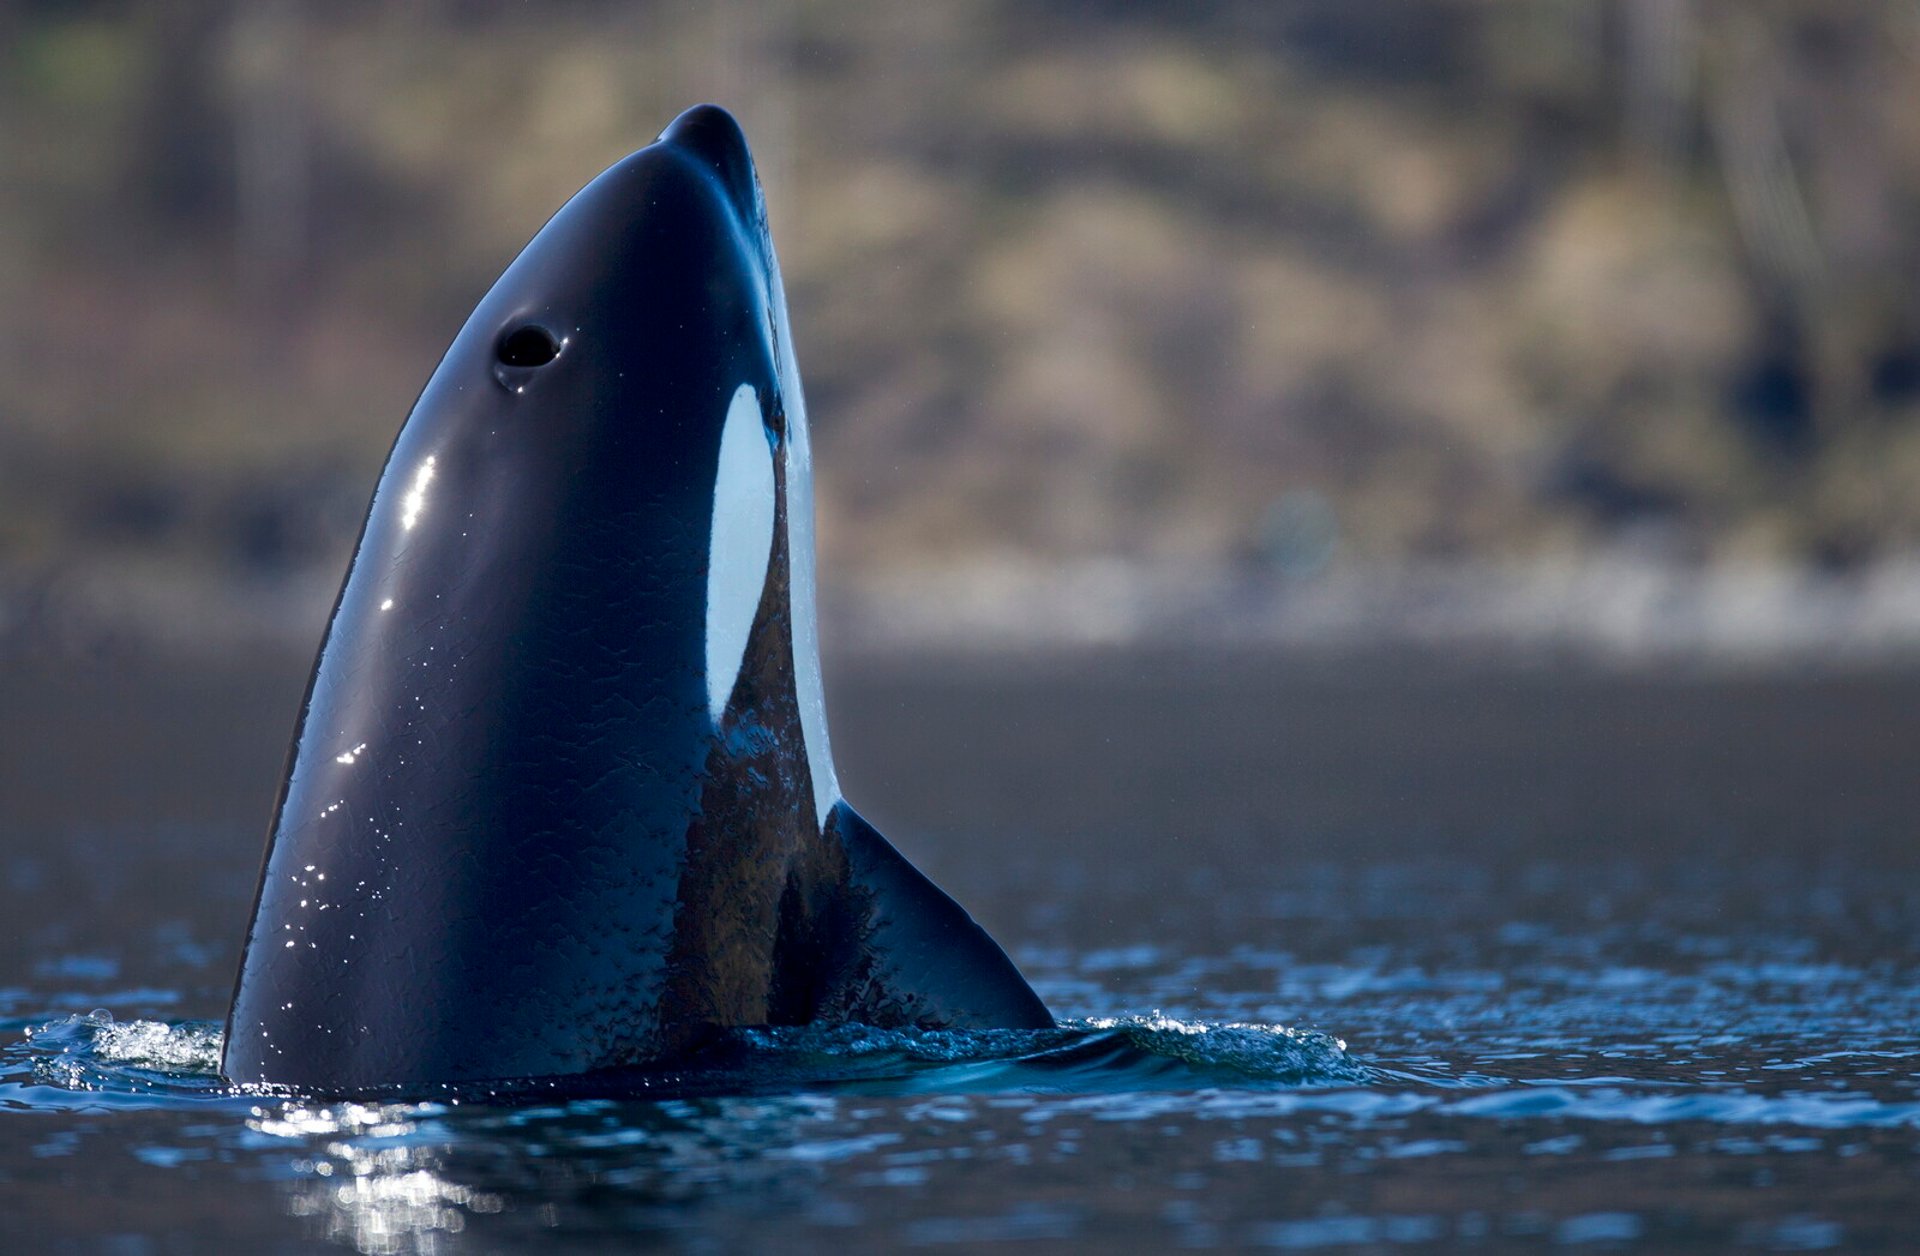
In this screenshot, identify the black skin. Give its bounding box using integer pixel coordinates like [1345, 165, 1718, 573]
[222, 105, 1050, 1092]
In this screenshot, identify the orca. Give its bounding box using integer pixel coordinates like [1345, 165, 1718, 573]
[222, 104, 1051, 1090]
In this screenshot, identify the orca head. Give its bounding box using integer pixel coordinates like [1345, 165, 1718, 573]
[381, 102, 837, 817]
[469, 103, 775, 406]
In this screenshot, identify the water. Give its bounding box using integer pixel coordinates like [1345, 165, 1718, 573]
[3, 655, 1918, 1250]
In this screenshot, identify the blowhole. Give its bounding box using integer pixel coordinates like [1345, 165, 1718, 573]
[496, 324, 561, 368]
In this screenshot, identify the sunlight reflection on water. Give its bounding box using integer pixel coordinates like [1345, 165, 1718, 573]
[4, 851, 1918, 1252]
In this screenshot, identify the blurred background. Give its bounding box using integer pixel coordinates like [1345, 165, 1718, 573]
[8, 12, 1920, 1247]
[5, 0, 1920, 664]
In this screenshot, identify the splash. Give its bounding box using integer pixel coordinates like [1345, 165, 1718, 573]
[20, 1010, 225, 1094]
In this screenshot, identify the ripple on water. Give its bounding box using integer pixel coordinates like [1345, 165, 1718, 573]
[5, 1009, 1364, 1104]
[13, 1008, 1920, 1134]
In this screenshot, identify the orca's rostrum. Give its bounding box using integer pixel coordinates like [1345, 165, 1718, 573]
[223, 105, 1050, 1090]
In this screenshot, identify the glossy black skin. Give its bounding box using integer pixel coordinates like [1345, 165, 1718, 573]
[223, 106, 1049, 1091]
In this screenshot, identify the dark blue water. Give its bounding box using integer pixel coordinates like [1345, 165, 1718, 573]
[3, 658, 1918, 1250]
[6, 854, 1919, 1252]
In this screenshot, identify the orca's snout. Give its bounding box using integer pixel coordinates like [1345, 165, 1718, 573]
[658, 104, 760, 223]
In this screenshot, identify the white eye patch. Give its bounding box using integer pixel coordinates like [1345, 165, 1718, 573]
[705, 383, 777, 725]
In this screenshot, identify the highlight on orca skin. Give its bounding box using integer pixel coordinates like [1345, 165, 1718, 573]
[222, 104, 1051, 1092]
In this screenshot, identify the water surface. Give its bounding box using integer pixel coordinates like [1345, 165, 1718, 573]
[2, 654, 1917, 1250]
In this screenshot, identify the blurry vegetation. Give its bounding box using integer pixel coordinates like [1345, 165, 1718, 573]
[5, 0, 1920, 602]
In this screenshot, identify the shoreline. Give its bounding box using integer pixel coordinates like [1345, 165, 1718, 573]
[8, 553, 1920, 671]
